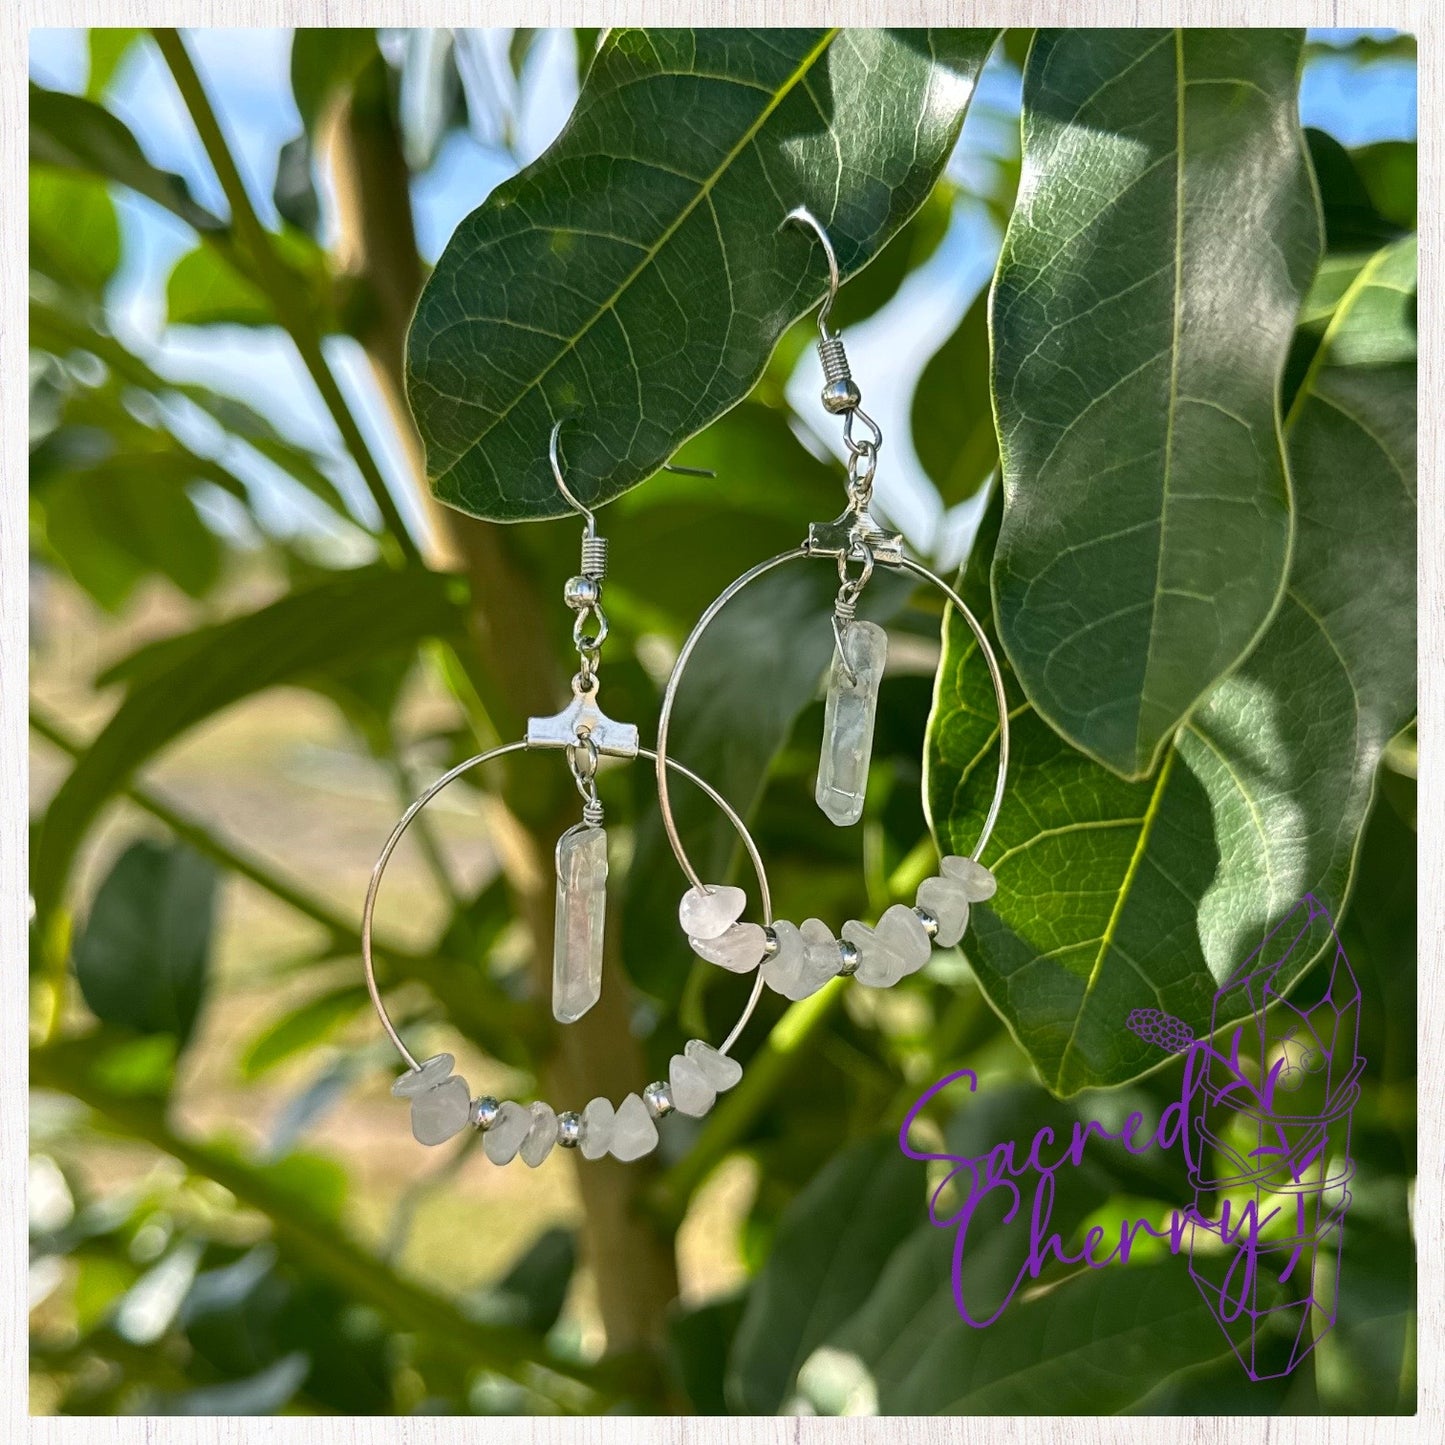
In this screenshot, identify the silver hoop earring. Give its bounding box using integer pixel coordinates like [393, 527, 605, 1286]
[653, 206, 1011, 1001]
[362, 423, 773, 1165]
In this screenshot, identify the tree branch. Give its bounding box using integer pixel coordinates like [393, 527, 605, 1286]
[29, 707, 539, 1068]
[151, 28, 420, 566]
[318, 49, 681, 1350]
[30, 1037, 624, 1409]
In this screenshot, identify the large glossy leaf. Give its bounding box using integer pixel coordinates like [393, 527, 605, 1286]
[990, 30, 1322, 778]
[726, 1137, 923, 1413]
[407, 27, 998, 522]
[74, 839, 218, 1050]
[927, 236, 1415, 1093]
[33, 566, 468, 919]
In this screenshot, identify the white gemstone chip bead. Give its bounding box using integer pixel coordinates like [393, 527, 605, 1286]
[609, 1093, 660, 1162]
[580, 1097, 615, 1160]
[521, 1102, 559, 1167]
[678, 884, 747, 941]
[394, 1055, 472, 1145]
[668, 1054, 717, 1117]
[940, 855, 997, 902]
[483, 1100, 531, 1165]
[690, 922, 768, 973]
[844, 904, 932, 989]
[553, 825, 608, 1023]
[917, 875, 971, 948]
[763, 919, 841, 1001]
[684, 1038, 743, 1092]
[816, 619, 888, 826]
[391, 1054, 455, 1098]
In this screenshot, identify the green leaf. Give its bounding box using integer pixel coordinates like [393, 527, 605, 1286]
[33, 566, 469, 920]
[164, 230, 335, 331]
[991, 30, 1322, 778]
[927, 235, 1415, 1093]
[912, 284, 995, 506]
[272, 133, 321, 236]
[863, 1256, 1222, 1413]
[726, 1136, 922, 1413]
[669, 1294, 746, 1414]
[407, 27, 998, 522]
[32, 293, 361, 526]
[1352, 140, 1417, 234]
[29, 169, 121, 295]
[30, 82, 225, 235]
[35, 461, 224, 611]
[74, 839, 218, 1050]
[1306, 128, 1404, 252]
[1304, 32, 1416, 64]
[239, 987, 368, 1081]
[87, 28, 144, 98]
[467, 1228, 577, 1335]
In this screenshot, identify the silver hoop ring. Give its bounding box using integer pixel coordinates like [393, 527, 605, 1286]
[362, 742, 771, 1072]
[654, 549, 1010, 898]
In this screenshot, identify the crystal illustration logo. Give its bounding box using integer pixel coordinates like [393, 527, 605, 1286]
[900, 895, 1362, 1381]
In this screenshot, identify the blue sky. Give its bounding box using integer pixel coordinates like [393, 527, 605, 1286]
[29, 28, 1418, 561]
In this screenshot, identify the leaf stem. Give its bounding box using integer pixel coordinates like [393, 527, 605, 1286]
[150, 27, 420, 565]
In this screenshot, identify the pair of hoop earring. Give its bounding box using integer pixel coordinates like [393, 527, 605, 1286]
[361, 208, 1010, 1168]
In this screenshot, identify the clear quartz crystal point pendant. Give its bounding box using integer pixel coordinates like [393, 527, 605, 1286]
[816, 618, 887, 826]
[553, 821, 608, 1023]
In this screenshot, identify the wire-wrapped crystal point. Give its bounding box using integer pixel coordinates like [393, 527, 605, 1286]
[816, 619, 888, 826]
[554, 825, 608, 1024]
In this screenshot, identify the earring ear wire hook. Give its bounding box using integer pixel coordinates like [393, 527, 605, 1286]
[784, 205, 841, 341]
[549, 419, 596, 534]
[549, 419, 715, 518]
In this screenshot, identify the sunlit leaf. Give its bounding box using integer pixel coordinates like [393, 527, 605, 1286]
[407, 27, 999, 521]
[87, 28, 145, 98]
[29, 169, 121, 296]
[991, 30, 1322, 777]
[928, 237, 1415, 1093]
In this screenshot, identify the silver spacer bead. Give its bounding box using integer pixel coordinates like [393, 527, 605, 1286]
[761, 927, 781, 958]
[821, 376, 862, 414]
[643, 1081, 675, 1119]
[564, 574, 600, 610]
[914, 906, 940, 940]
[837, 940, 861, 977]
[470, 1095, 500, 1131]
[556, 1110, 583, 1148]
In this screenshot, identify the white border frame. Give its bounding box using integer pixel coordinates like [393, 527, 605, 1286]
[6, 3, 1435, 1440]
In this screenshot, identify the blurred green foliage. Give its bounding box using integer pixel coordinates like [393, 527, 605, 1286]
[29, 26, 1414, 1417]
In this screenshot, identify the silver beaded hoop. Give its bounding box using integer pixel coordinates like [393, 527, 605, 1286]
[362, 740, 773, 1165]
[651, 207, 1012, 1003]
[653, 549, 1010, 999]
